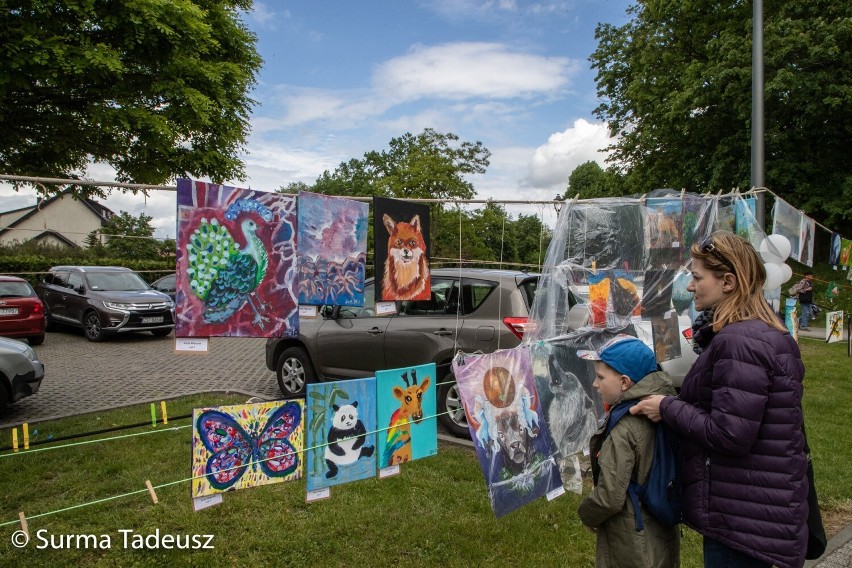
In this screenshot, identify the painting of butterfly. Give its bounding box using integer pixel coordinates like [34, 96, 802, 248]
[191, 400, 305, 497]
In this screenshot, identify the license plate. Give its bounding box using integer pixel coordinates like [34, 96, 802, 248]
[0, 307, 19, 316]
[141, 316, 164, 324]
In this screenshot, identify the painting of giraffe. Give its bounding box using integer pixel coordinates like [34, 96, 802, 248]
[376, 363, 438, 465]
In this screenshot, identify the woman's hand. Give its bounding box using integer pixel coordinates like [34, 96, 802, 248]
[629, 395, 666, 422]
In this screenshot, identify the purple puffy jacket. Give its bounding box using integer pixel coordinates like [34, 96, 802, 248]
[660, 319, 808, 568]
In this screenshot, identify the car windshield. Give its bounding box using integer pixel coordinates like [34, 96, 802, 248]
[0, 281, 36, 297]
[85, 272, 150, 291]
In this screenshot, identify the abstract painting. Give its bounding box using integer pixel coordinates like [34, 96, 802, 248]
[191, 399, 304, 498]
[374, 196, 431, 301]
[306, 378, 376, 490]
[297, 191, 368, 306]
[799, 215, 815, 267]
[826, 311, 844, 344]
[176, 179, 299, 338]
[453, 347, 562, 518]
[376, 363, 438, 466]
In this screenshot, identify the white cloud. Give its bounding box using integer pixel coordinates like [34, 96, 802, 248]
[373, 42, 576, 101]
[248, 3, 283, 27]
[525, 119, 613, 191]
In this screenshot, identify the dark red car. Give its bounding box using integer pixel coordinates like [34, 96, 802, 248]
[0, 275, 47, 346]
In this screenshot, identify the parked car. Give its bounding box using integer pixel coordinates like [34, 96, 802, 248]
[266, 268, 538, 437]
[0, 336, 45, 412]
[36, 266, 175, 342]
[267, 268, 699, 437]
[0, 275, 46, 346]
[150, 273, 177, 301]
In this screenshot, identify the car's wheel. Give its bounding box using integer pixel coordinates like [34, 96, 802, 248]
[27, 335, 45, 346]
[276, 346, 316, 397]
[44, 307, 57, 331]
[83, 311, 106, 342]
[437, 374, 470, 438]
[151, 328, 172, 337]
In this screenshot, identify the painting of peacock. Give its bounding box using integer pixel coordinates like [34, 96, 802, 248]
[186, 199, 273, 329]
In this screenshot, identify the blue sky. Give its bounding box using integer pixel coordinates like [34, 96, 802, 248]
[1, 0, 632, 238]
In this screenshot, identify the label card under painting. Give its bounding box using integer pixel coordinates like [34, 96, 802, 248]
[306, 487, 331, 502]
[379, 465, 401, 478]
[376, 301, 397, 316]
[175, 337, 209, 353]
[299, 305, 318, 318]
[546, 485, 566, 501]
[192, 493, 223, 512]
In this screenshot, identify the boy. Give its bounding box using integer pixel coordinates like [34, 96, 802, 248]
[576, 335, 680, 568]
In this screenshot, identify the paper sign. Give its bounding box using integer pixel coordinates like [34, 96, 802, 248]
[306, 487, 331, 502]
[175, 337, 209, 352]
[376, 301, 397, 316]
[379, 465, 401, 478]
[299, 305, 318, 318]
[192, 493, 223, 512]
[546, 485, 566, 501]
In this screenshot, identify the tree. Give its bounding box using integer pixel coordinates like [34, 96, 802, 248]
[313, 129, 490, 200]
[277, 181, 313, 194]
[591, 0, 851, 231]
[561, 161, 622, 199]
[0, 0, 262, 196]
[100, 211, 161, 259]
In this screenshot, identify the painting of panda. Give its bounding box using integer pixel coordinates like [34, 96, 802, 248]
[306, 377, 377, 491]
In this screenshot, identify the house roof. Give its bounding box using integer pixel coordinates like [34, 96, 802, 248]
[0, 188, 115, 238]
[30, 230, 81, 248]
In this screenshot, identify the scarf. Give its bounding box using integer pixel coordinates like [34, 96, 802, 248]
[691, 308, 717, 354]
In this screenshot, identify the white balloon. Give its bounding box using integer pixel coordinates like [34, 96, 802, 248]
[763, 263, 784, 290]
[759, 234, 792, 263]
[779, 263, 793, 284]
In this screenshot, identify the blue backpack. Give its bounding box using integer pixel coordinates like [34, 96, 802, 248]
[605, 400, 682, 531]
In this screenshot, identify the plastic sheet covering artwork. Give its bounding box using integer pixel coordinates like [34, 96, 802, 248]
[191, 400, 304, 498]
[530, 341, 599, 493]
[799, 215, 816, 268]
[306, 377, 376, 490]
[176, 179, 299, 338]
[376, 363, 438, 466]
[773, 198, 804, 264]
[297, 191, 368, 306]
[452, 347, 563, 518]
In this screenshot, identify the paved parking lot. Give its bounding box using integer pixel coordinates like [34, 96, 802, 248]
[0, 327, 282, 428]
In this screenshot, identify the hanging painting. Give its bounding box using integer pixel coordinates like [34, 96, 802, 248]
[682, 195, 713, 253]
[297, 191, 368, 306]
[530, 341, 598, 494]
[641, 269, 675, 318]
[645, 197, 683, 265]
[191, 399, 304, 498]
[826, 311, 843, 344]
[735, 197, 761, 248]
[305, 378, 377, 490]
[588, 271, 641, 328]
[373, 196, 431, 301]
[651, 311, 682, 362]
[175, 179, 299, 338]
[453, 347, 563, 518]
[375, 363, 438, 467]
[829, 233, 842, 268]
[773, 198, 803, 263]
[841, 239, 852, 268]
[798, 215, 816, 268]
[785, 298, 799, 341]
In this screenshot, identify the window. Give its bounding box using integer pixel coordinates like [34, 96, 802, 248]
[461, 278, 497, 315]
[399, 278, 455, 316]
[48, 271, 69, 287]
[67, 272, 84, 292]
[337, 283, 376, 318]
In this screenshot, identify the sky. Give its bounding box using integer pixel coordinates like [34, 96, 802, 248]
[1, 0, 633, 239]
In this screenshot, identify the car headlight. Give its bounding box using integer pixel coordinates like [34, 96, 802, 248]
[22, 344, 37, 362]
[103, 301, 133, 310]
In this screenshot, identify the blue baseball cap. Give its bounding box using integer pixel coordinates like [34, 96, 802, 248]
[577, 335, 658, 383]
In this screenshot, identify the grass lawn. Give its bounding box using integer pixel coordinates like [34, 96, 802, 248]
[0, 340, 849, 567]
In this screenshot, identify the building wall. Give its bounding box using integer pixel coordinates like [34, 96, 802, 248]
[0, 195, 104, 247]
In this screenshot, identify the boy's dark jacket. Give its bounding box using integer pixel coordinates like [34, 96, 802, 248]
[578, 371, 679, 568]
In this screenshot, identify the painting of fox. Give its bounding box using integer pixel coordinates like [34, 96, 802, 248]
[381, 213, 430, 301]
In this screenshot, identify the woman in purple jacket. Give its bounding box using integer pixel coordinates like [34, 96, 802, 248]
[632, 231, 809, 568]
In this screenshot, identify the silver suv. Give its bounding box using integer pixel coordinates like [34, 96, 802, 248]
[265, 268, 539, 436]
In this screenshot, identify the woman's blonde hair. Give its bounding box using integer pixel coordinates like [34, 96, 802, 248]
[690, 231, 787, 332]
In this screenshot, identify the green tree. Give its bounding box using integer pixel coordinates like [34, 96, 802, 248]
[313, 129, 490, 200]
[591, 0, 851, 230]
[83, 229, 106, 257]
[561, 161, 623, 199]
[101, 211, 161, 259]
[0, 0, 262, 196]
[277, 181, 313, 194]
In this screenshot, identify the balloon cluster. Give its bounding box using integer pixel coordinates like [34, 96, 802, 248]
[759, 234, 793, 290]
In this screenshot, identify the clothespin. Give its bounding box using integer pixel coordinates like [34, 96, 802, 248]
[18, 512, 28, 538]
[639, 193, 647, 204]
[679, 188, 686, 201]
[160, 401, 168, 425]
[22, 423, 29, 450]
[145, 480, 159, 504]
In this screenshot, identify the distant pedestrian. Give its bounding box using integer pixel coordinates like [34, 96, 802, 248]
[790, 272, 815, 330]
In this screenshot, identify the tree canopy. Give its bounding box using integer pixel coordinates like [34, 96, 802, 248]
[560, 161, 623, 200]
[312, 128, 490, 200]
[99, 211, 162, 259]
[0, 0, 262, 195]
[591, 0, 851, 231]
